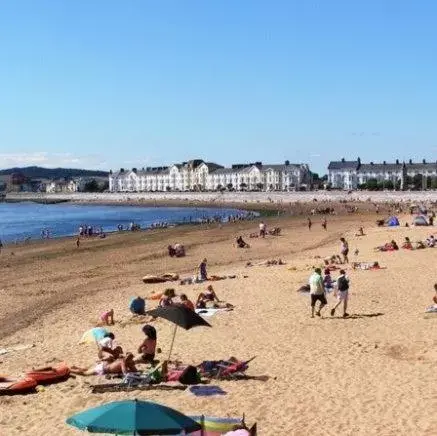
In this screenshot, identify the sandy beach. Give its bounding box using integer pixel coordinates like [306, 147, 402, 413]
[1, 207, 437, 435]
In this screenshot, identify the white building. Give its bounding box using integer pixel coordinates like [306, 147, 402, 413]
[328, 158, 437, 190]
[109, 159, 311, 192]
[207, 162, 311, 191]
[109, 160, 223, 192]
[46, 179, 78, 193]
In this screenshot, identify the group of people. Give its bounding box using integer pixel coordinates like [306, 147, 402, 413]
[309, 267, 350, 318]
[71, 323, 158, 377]
[78, 225, 107, 237]
[376, 236, 436, 252]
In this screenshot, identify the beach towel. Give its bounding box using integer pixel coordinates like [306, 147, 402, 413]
[425, 305, 437, 313]
[189, 385, 227, 397]
[195, 308, 231, 317]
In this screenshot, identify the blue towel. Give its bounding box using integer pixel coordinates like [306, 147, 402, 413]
[189, 385, 227, 396]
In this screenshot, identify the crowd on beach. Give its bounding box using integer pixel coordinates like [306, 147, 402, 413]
[69, 254, 237, 380]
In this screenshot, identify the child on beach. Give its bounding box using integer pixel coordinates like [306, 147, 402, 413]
[135, 324, 157, 364]
[331, 269, 350, 318]
[323, 269, 334, 292]
[99, 309, 114, 325]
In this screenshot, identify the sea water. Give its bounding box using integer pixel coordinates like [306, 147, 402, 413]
[0, 202, 248, 243]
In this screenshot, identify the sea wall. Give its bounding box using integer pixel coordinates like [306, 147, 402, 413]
[5, 191, 437, 204]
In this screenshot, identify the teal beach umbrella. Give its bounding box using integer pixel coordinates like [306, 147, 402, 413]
[66, 399, 201, 435]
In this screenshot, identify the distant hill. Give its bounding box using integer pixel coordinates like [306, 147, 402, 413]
[0, 166, 108, 180]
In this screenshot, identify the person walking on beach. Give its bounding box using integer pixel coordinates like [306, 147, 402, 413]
[307, 217, 312, 230]
[331, 269, 350, 318]
[322, 217, 327, 231]
[76, 237, 80, 248]
[309, 268, 327, 318]
[199, 258, 208, 281]
[340, 237, 349, 263]
[0, 239, 3, 254]
[259, 221, 266, 238]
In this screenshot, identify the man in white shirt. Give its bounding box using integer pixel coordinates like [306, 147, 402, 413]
[309, 268, 327, 318]
[259, 221, 266, 238]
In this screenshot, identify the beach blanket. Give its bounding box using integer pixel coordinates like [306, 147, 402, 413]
[425, 305, 437, 313]
[195, 308, 231, 317]
[189, 385, 227, 397]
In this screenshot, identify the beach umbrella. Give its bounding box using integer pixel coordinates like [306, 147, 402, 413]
[146, 305, 211, 361]
[66, 399, 201, 435]
[79, 327, 109, 344]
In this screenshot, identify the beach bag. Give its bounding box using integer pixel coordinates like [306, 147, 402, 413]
[337, 276, 349, 291]
[178, 365, 200, 385]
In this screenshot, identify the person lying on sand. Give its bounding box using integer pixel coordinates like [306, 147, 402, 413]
[402, 237, 413, 250]
[375, 240, 399, 252]
[71, 353, 137, 376]
[426, 235, 436, 247]
[414, 241, 426, 249]
[352, 261, 381, 270]
[324, 255, 343, 265]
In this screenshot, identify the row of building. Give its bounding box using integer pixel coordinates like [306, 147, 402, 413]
[328, 158, 437, 190]
[108, 160, 312, 192]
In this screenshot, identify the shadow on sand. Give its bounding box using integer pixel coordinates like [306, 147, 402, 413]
[323, 312, 384, 320]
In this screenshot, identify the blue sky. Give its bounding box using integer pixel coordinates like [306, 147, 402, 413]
[1, 1, 437, 174]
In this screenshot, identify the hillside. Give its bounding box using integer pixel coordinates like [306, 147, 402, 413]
[0, 166, 108, 179]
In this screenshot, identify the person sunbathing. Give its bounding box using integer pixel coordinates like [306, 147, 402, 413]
[414, 241, 426, 249]
[180, 294, 195, 311]
[236, 236, 249, 248]
[196, 285, 233, 309]
[375, 240, 399, 252]
[71, 353, 137, 376]
[402, 237, 413, 250]
[352, 261, 380, 270]
[426, 235, 436, 247]
[159, 288, 175, 307]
